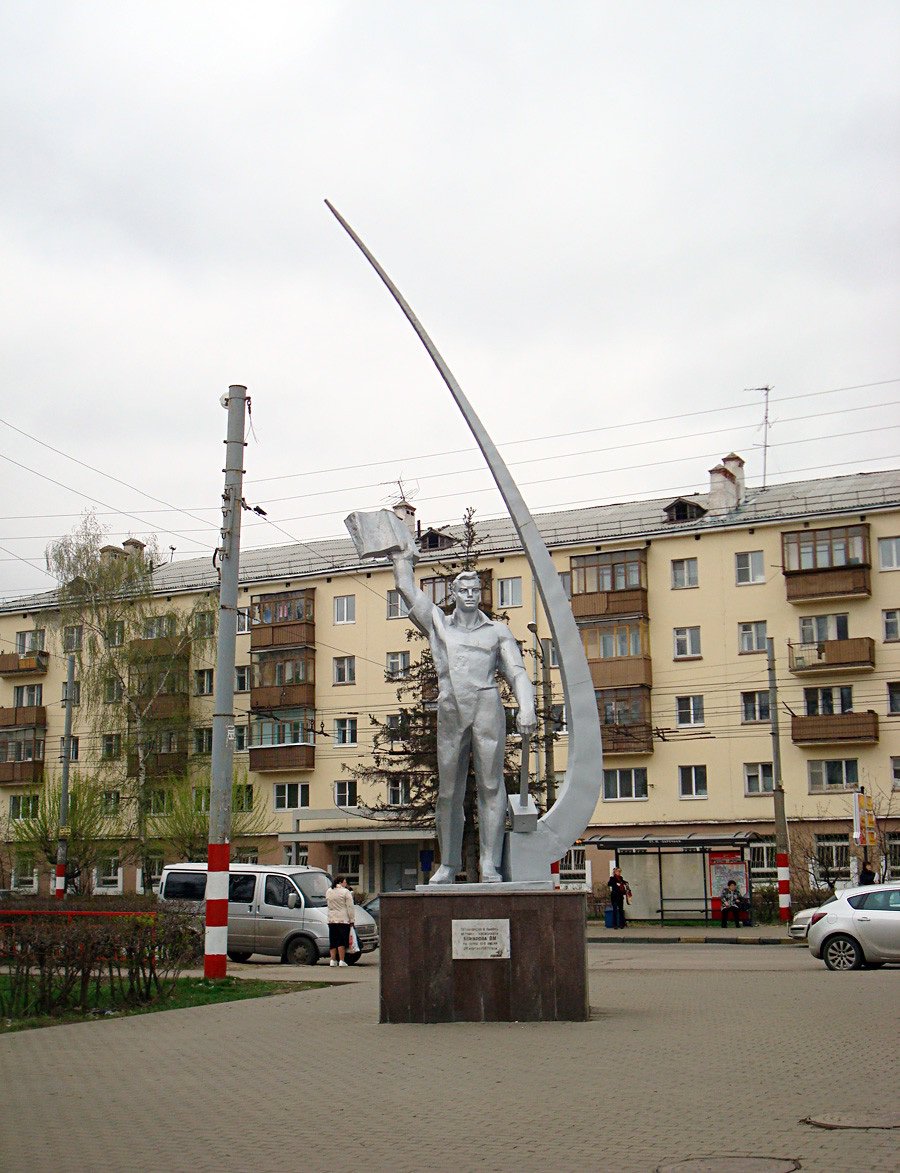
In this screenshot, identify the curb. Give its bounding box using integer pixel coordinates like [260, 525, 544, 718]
[586, 934, 799, 946]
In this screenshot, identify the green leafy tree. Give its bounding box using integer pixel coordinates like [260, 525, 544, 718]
[44, 512, 214, 883]
[147, 765, 275, 863]
[10, 772, 121, 891]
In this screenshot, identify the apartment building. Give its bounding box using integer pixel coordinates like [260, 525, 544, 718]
[1, 455, 898, 899]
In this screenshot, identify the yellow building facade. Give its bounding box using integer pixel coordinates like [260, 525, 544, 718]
[2, 456, 898, 900]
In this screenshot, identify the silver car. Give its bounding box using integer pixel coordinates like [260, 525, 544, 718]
[807, 881, 900, 970]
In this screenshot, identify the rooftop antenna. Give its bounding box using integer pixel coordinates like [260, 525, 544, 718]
[747, 385, 773, 489]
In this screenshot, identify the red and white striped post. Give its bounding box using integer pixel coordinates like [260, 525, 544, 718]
[55, 653, 76, 900]
[204, 385, 248, 980]
[776, 852, 791, 923]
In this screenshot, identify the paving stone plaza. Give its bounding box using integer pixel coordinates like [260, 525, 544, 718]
[2, 933, 897, 1172]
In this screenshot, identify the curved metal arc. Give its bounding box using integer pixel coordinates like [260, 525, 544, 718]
[326, 201, 602, 862]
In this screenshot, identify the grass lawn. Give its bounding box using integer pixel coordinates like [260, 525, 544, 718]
[0, 975, 327, 1034]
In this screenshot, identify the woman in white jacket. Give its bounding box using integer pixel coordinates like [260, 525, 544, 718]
[325, 875, 355, 967]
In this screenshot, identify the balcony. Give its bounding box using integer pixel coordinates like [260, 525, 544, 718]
[572, 587, 648, 620]
[788, 637, 875, 674]
[588, 656, 653, 690]
[249, 744, 315, 772]
[0, 705, 47, 730]
[791, 711, 879, 745]
[0, 651, 50, 677]
[783, 565, 870, 602]
[127, 751, 189, 779]
[129, 635, 191, 659]
[250, 621, 315, 651]
[601, 722, 654, 754]
[251, 683, 316, 712]
[0, 759, 44, 785]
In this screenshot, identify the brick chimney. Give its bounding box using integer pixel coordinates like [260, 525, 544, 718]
[708, 462, 739, 516]
[122, 538, 146, 559]
[392, 499, 416, 536]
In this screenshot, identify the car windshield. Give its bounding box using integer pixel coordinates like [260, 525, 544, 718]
[291, 871, 330, 907]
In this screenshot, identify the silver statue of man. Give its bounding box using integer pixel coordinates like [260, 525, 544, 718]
[390, 545, 537, 884]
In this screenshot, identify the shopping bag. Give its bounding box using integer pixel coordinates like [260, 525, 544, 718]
[348, 926, 360, 954]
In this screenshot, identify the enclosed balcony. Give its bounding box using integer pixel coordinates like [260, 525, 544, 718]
[250, 588, 316, 651]
[0, 721, 45, 785]
[0, 758, 44, 785]
[248, 709, 315, 772]
[248, 744, 315, 772]
[596, 686, 654, 754]
[0, 650, 50, 677]
[791, 711, 879, 745]
[581, 619, 652, 689]
[127, 751, 189, 779]
[570, 550, 648, 620]
[788, 637, 875, 674]
[781, 524, 871, 602]
[250, 650, 315, 713]
[0, 705, 47, 730]
[601, 722, 654, 754]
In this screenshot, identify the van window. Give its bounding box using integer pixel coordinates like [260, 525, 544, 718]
[292, 871, 330, 907]
[264, 875, 293, 907]
[163, 872, 206, 900]
[229, 874, 256, 902]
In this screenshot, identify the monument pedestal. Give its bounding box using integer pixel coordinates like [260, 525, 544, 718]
[379, 889, 588, 1023]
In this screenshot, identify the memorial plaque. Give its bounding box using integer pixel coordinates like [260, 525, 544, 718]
[451, 918, 510, 959]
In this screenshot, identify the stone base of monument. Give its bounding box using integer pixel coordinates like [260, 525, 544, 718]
[378, 889, 588, 1023]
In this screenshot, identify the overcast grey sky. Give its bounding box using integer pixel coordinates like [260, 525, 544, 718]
[1, 1, 898, 600]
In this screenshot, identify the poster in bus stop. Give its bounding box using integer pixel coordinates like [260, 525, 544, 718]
[709, 850, 749, 913]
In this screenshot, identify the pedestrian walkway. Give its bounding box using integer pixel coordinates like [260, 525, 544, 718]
[587, 920, 797, 946]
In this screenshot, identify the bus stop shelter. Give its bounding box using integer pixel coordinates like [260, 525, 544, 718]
[582, 832, 761, 924]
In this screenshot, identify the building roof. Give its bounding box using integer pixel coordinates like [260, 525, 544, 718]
[3, 465, 898, 611]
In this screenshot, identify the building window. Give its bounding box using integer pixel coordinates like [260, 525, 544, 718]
[387, 589, 410, 619]
[234, 725, 247, 751]
[334, 718, 358, 746]
[671, 558, 698, 589]
[804, 686, 853, 716]
[884, 610, 900, 642]
[0, 730, 44, 764]
[194, 611, 215, 637]
[105, 620, 124, 647]
[386, 713, 411, 743]
[782, 525, 868, 571]
[15, 629, 45, 654]
[250, 711, 315, 748]
[878, 536, 900, 569]
[815, 834, 850, 882]
[892, 757, 900, 790]
[559, 571, 572, 600]
[676, 696, 704, 726]
[386, 650, 411, 680]
[104, 677, 123, 704]
[12, 852, 36, 890]
[744, 762, 774, 795]
[101, 790, 120, 816]
[808, 758, 858, 792]
[678, 765, 707, 799]
[888, 683, 900, 714]
[333, 656, 356, 685]
[10, 793, 39, 820]
[260, 654, 314, 687]
[738, 620, 767, 654]
[101, 733, 122, 760]
[735, 551, 765, 585]
[193, 787, 211, 813]
[237, 607, 252, 634]
[235, 665, 250, 692]
[193, 727, 213, 754]
[336, 846, 361, 887]
[157, 729, 180, 754]
[387, 777, 411, 806]
[60, 736, 79, 762]
[274, 782, 309, 810]
[749, 837, 777, 881]
[194, 669, 214, 695]
[14, 683, 43, 706]
[799, 613, 849, 643]
[61, 680, 80, 706]
[63, 624, 83, 652]
[497, 577, 522, 608]
[741, 690, 770, 723]
[571, 550, 644, 594]
[334, 594, 356, 624]
[673, 627, 701, 659]
[334, 780, 358, 808]
[602, 767, 648, 801]
[582, 621, 647, 660]
[233, 785, 254, 813]
[149, 788, 172, 815]
[143, 614, 176, 639]
[886, 832, 900, 875]
[96, 852, 120, 890]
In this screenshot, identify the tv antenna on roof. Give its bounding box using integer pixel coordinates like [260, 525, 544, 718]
[747, 385, 773, 489]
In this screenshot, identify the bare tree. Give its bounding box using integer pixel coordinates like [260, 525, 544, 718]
[148, 764, 274, 863]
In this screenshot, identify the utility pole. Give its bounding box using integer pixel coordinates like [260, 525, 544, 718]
[54, 654, 75, 899]
[205, 385, 249, 979]
[767, 637, 791, 924]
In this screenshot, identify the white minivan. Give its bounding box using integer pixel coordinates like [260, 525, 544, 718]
[158, 862, 379, 965]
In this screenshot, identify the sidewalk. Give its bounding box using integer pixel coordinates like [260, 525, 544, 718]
[587, 919, 798, 945]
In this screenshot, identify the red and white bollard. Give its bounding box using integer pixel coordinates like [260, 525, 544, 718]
[54, 862, 66, 900]
[204, 842, 229, 978]
[777, 852, 791, 923]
